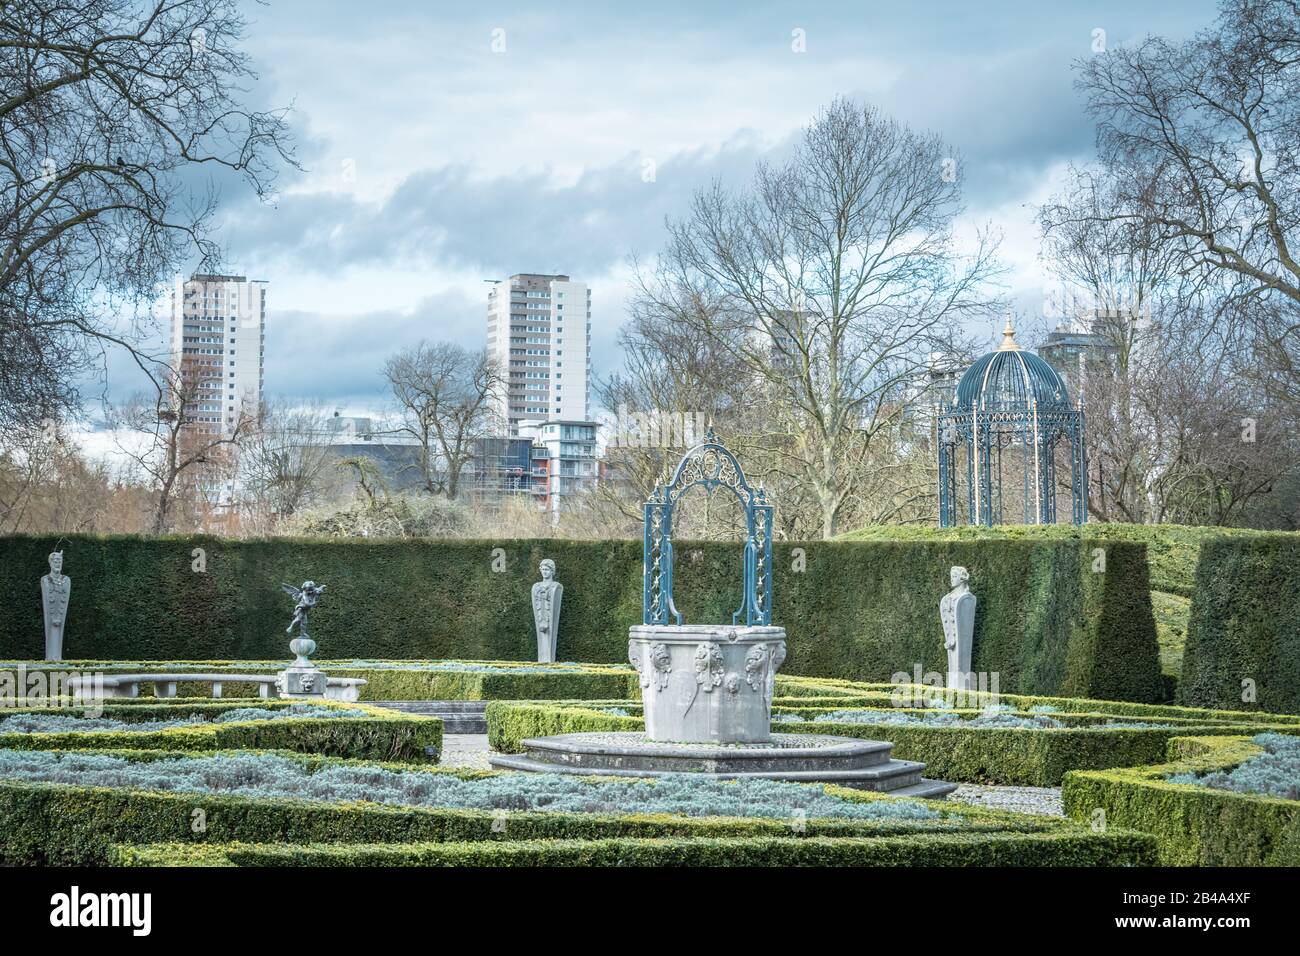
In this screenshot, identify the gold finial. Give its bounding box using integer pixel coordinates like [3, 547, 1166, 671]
[996, 315, 1020, 351]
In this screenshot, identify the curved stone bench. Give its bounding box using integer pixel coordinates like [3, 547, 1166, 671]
[67, 673, 366, 702]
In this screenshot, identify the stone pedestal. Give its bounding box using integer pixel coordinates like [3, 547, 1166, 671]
[277, 636, 327, 699]
[628, 624, 787, 744]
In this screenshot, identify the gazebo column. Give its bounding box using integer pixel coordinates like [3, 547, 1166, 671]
[1071, 421, 1088, 525]
[965, 438, 976, 526]
[977, 414, 994, 526]
[1022, 440, 1033, 524]
[1036, 438, 1056, 524]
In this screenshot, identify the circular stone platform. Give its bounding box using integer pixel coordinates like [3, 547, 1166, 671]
[488, 732, 957, 799]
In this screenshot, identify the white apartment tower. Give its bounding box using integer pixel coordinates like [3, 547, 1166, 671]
[486, 273, 591, 435]
[169, 273, 267, 438]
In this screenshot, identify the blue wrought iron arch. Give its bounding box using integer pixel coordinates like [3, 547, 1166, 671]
[643, 429, 773, 626]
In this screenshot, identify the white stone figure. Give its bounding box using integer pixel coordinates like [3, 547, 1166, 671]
[940, 566, 976, 691]
[531, 559, 563, 663]
[40, 551, 71, 661]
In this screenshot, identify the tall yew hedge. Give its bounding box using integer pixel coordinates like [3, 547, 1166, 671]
[0, 533, 1163, 701]
[1179, 534, 1300, 714]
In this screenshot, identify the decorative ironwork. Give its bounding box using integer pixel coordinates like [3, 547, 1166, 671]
[642, 429, 774, 626]
[938, 319, 1088, 527]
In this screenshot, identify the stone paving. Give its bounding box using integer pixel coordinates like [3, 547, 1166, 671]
[440, 733, 493, 770]
[950, 783, 1064, 817]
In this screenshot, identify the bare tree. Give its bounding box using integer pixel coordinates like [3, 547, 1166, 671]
[0, 0, 294, 432]
[1039, 168, 1186, 521]
[0, 417, 112, 531]
[112, 364, 253, 533]
[593, 271, 764, 533]
[654, 98, 1000, 537]
[1074, 0, 1300, 358]
[235, 399, 335, 532]
[383, 342, 501, 499]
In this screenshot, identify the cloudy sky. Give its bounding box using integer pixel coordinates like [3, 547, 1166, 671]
[94, 0, 1221, 421]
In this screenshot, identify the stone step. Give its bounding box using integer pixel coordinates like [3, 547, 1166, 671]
[520, 733, 895, 774]
[371, 701, 487, 734]
[378, 700, 488, 715]
[487, 753, 944, 796]
[444, 723, 488, 738]
[885, 779, 960, 800]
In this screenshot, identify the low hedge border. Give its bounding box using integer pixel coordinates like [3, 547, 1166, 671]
[109, 830, 1157, 867]
[1062, 735, 1300, 865]
[0, 746, 1110, 865]
[0, 701, 442, 763]
[0, 660, 634, 702]
[775, 677, 1300, 724]
[486, 700, 1300, 786]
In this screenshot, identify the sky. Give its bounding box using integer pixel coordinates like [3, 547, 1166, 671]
[89, 0, 1223, 427]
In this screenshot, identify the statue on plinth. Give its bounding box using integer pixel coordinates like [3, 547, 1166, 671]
[41, 551, 71, 661]
[940, 566, 976, 691]
[278, 581, 327, 697]
[531, 559, 562, 663]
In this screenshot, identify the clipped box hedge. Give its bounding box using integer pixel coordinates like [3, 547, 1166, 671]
[0, 532, 1161, 701]
[0, 700, 442, 763]
[775, 676, 1300, 723]
[109, 830, 1156, 867]
[1179, 534, 1300, 714]
[0, 746, 1130, 865]
[487, 698, 1300, 786]
[0, 659, 632, 703]
[1062, 735, 1300, 866]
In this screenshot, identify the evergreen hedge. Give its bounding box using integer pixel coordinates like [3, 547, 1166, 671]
[0, 660, 632, 702]
[1062, 736, 1300, 866]
[775, 676, 1300, 722]
[108, 831, 1156, 867]
[0, 746, 1111, 865]
[0, 532, 1163, 701]
[486, 699, 1300, 786]
[1179, 534, 1300, 714]
[0, 701, 442, 762]
[839, 522, 1280, 598]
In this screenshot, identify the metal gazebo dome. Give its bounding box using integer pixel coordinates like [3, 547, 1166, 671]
[938, 319, 1088, 526]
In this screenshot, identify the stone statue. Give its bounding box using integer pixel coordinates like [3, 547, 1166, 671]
[940, 566, 976, 691]
[40, 551, 71, 661]
[531, 559, 562, 663]
[278, 581, 327, 698]
[282, 581, 326, 645]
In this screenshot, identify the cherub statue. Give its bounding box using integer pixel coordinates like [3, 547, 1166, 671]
[282, 581, 326, 643]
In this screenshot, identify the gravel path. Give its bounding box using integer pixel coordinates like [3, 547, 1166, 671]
[950, 784, 1063, 817]
[440, 734, 493, 770]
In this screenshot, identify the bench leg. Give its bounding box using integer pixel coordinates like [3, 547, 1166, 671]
[258, 683, 272, 699]
[211, 682, 223, 699]
[153, 681, 177, 699]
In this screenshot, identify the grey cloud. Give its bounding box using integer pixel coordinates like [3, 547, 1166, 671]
[218, 131, 774, 278]
[261, 289, 485, 407]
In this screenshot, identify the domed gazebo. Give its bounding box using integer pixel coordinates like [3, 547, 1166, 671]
[938, 319, 1087, 526]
